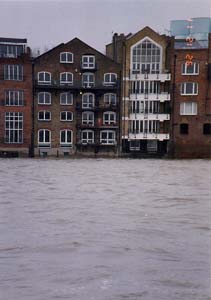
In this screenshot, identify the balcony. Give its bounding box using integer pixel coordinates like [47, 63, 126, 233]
[129, 113, 170, 121]
[128, 132, 170, 141]
[129, 92, 170, 102]
[80, 63, 97, 71]
[130, 72, 171, 82]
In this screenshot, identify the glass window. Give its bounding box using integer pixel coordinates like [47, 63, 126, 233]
[5, 90, 24, 106]
[38, 72, 51, 84]
[82, 93, 95, 108]
[182, 62, 199, 75]
[38, 92, 51, 105]
[180, 123, 189, 135]
[60, 72, 73, 85]
[181, 82, 198, 95]
[82, 55, 95, 69]
[104, 73, 117, 85]
[38, 129, 51, 146]
[0, 44, 25, 58]
[38, 111, 51, 121]
[60, 130, 72, 145]
[104, 93, 116, 105]
[180, 102, 197, 115]
[60, 111, 73, 121]
[4, 112, 23, 143]
[82, 111, 94, 125]
[60, 93, 73, 105]
[103, 112, 116, 125]
[4, 65, 23, 80]
[60, 52, 73, 63]
[100, 130, 116, 144]
[81, 130, 94, 144]
[82, 73, 95, 87]
[203, 124, 211, 135]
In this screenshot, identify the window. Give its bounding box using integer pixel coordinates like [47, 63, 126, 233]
[5, 112, 23, 143]
[182, 62, 199, 75]
[60, 130, 72, 146]
[0, 44, 25, 58]
[38, 92, 51, 105]
[81, 130, 94, 144]
[38, 129, 51, 146]
[103, 112, 116, 125]
[82, 73, 95, 87]
[203, 124, 211, 135]
[104, 73, 117, 86]
[82, 93, 95, 108]
[181, 82, 198, 95]
[60, 72, 73, 85]
[60, 52, 73, 63]
[100, 130, 116, 144]
[104, 93, 116, 105]
[60, 111, 73, 121]
[38, 72, 51, 84]
[180, 123, 189, 135]
[82, 55, 95, 69]
[131, 38, 161, 74]
[4, 65, 23, 80]
[82, 111, 94, 125]
[60, 93, 73, 105]
[5, 90, 24, 106]
[180, 102, 197, 115]
[38, 111, 51, 121]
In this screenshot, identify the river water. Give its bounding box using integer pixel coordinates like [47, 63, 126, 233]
[0, 158, 210, 300]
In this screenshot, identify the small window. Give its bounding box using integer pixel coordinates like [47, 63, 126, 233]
[181, 82, 198, 95]
[104, 73, 117, 86]
[103, 112, 116, 125]
[82, 73, 95, 88]
[38, 92, 51, 105]
[60, 52, 73, 63]
[60, 72, 73, 85]
[82, 55, 95, 69]
[203, 124, 211, 135]
[38, 111, 51, 121]
[60, 93, 73, 105]
[82, 111, 94, 125]
[60, 111, 73, 121]
[180, 123, 189, 135]
[180, 102, 197, 115]
[38, 129, 51, 147]
[104, 93, 116, 105]
[38, 72, 51, 84]
[100, 130, 116, 144]
[182, 62, 199, 75]
[81, 130, 94, 144]
[82, 93, 95, 108]
[60, 130, 72, 145]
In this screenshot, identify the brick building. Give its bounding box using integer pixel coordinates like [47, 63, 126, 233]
[106, 27, 173, 156]
[170, 18, 211, 158]
[33, 38, 120, 157]
[0, 38, 32, 157]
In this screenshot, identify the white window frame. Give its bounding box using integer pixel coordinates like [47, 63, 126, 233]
[82, 111, 94, 126]
[100, 130, 116, 145]
[82, 93, 95, 109]
[82, 55, 95, 69]
[60, 52, 73, 63]
[38, 129, 51, 147]
[103, 111, 116, 125]
[82, 73, 95, 88]
[180, 102, 197, 115]
[4, 64, 23, 81]
[38, 71, 51, 84]
[60, 72, 73, 85]
[104, 93, 116, 105]
[182, 62, 199, 75]
[38, 92, 51, 105]
[4, 112, 23, 144]
[38, 110, 51, 121]
[60, 129, 72, 146]
[103, 73, 117, 86]
[181, 82, 198, 95]
[5, 90, 24, 106]
[60, 111, 73, 122]
[81, 130, 94, 144]
[60, 92, 73, 105]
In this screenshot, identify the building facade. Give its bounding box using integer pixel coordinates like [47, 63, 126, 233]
[107, 27, 173, 156]
[0, 38, 32, 157]
[33, 38, 120, 157]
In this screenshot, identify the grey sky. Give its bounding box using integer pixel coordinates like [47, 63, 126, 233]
[0, 0, 210, 54]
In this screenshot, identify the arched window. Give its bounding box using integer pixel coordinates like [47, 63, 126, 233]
[60, 52, 73, 63]
[82, 93, 95, 108]
[60, 130, 72, 145]
[38, 71, 51, 84]
[38, 92, 51, 105]
[104, 73, 117, 85]
[103, 112, 116, 125]
[38, 129, 51, 146]
[131, 38, 162, 74]
[60, 72, 73, 85]
[60, 111, 73, 121]
[82, 73, 95, 87]
[60, 92, 73, 105]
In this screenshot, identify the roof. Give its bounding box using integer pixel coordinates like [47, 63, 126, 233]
[174, 40, 208, 49]
[0, 37, 27, 44]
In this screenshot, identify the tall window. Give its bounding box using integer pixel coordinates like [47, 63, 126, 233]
[38, 72, 51, 84]
[38, 129, 51, 146]
[60, 72, 73, 85]
[38, 92, 51, 105]
[182, 62, 199, 75]
[60, 93, 73, 105]
[82, 111, 94, 125]
[4, 65, 23, 80]
[81, 130, 94, 144]
[82, 55, 95, 69]
[82, 73, 95, 87]
[104, 73, 117, 86]
[60, 52, 73, 63]
[60, 130, 72, 146]
[5, 90, 24, 106]
[104, 93, 116, 105]
[38, 111, 51, 121]
[180, 102, 197, 115]
[131, 38, 161, 74]
[60, 111, 73, 121]
[82, 93, 95, 108]
[100, 130, 116, 144]
[103, 112, 116, 125]
[5, 112, 23, 143]
[181, 82, 198, 95]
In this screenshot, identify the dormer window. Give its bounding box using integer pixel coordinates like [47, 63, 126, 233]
[60, 52, 73, 63]
[82, 55, 95, 69]
[104, 73, 117, 86]
[38, 72, 51, 84]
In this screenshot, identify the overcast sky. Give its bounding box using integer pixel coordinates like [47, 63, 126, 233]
[0, 0, 210, 54]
